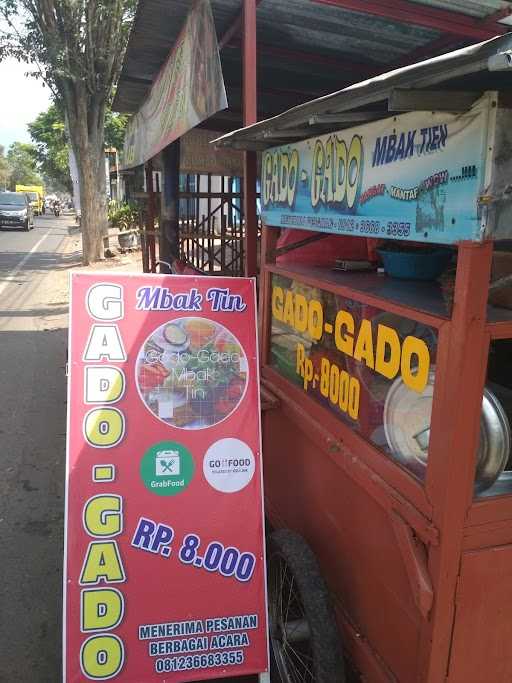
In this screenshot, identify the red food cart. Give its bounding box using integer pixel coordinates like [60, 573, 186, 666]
[214, 35, 512, 683]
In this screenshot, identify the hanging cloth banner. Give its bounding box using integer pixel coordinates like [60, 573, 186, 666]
[122, 0, 227, 169]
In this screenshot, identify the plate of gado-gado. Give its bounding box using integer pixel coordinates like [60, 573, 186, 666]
[136, 317, 248, 429]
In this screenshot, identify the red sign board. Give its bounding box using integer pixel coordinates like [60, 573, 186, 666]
[64, 273, 268, 681]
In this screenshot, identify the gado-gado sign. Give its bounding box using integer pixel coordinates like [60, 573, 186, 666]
[122, 0, 227, 169]
[269, 274, 438, 478]
[261, 94, 497, 244]
[64, 273, 268, 682]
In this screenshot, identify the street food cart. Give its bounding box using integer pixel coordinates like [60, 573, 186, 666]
[213, 35, 512, 683]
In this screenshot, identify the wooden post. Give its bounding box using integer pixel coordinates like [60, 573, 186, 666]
[145, 160, 157, 273]
[258, 223, 279, 366]
[243, 0, 258, 278]
[419, 241, 493, 682]
[140, 163, 149, 274]
[160, 140, 180, 273]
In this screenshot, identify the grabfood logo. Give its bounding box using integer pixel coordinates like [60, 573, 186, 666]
[262, 149, 300, 208]
[311, 135, 363, 209]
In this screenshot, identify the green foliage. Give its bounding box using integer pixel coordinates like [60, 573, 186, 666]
[28, 105, 128, 194]
[0, 145, 9, 190]
[0, 0, 136, 263]
[6, 142, 42, 189]
[0, 2, 136, 98]
[108, 201, 139, 232]
[28, 104, 71, 192]
[105, 110, 128, 151]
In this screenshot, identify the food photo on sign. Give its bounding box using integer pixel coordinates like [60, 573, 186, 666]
[136, 318, 248, 429]
[63, 273, 269, 682]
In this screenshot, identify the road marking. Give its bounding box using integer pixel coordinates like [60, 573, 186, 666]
[0, 228, 53, 299]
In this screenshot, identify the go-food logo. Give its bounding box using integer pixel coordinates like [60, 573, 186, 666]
[203, 439, 255, 493]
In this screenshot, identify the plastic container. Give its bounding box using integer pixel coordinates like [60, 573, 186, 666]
[377, 247, 453, 281]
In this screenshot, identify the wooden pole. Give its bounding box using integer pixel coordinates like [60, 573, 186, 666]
[243, 0, 258, 278]
[160, 140, 180, 273]
[419, 241, 493, 682]
[145, 160, 157, 273]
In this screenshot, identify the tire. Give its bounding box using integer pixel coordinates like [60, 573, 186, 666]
[267, 529, 345, 683]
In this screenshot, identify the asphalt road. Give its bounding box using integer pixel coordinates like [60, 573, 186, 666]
[0, 218, 260, 683]
[0, 213, 78, 682]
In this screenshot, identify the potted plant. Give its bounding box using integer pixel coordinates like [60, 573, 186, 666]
[108, 202, 140, 250]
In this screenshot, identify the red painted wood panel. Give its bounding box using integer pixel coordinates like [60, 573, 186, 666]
[448, 545, 512, 682]
[263, 405, 423, 682]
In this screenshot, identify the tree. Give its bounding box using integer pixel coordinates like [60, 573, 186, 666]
[105, 109, 129, 152]
[0, 1, 135, 264]
[6, 142, 42, 189]
[0, 145, 9, 190]
[28, 104, 72, 193]
[28, 104, 128, 195]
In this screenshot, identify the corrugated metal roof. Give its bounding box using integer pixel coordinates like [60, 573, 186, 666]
[114, 0, 512, 133]
[409, 0, 508, 19]
[253, 0, 439, 62]
[213, 33, 512, 150]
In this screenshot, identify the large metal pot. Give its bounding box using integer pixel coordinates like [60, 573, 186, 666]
[383, 368, 511, 494]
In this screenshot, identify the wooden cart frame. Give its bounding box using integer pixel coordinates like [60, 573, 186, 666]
[208, 32, 512, 681]
[258, 226, 512, 681]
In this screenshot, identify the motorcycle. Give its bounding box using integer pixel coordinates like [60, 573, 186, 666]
[53, 203, 61, 217]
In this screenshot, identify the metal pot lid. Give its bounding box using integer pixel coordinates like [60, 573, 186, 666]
[384, 368, 511, 492]
[478, 470, 512, 498]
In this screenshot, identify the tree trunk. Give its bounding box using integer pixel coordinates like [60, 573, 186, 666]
[65, 87, 108, 265]
[78, 145, 105, 264]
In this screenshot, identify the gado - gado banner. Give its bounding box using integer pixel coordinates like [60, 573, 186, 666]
[269, 274, 438, 482]
[122, 0, 227, 169]
[64, 273, 268, 682]
[261, 94, 496, 244]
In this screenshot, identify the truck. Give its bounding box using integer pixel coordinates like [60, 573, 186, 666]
[15, 185, 44, 215]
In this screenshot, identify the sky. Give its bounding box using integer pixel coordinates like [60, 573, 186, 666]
[0, 58, 51, 151]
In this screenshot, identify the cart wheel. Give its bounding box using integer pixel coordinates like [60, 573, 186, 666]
[267, 529, 345, 683]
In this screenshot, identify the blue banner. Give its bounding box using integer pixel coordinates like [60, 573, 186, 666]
[261, 94, 495, 244]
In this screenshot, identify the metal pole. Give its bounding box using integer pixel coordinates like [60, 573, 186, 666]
[243, 0, 258, 278]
